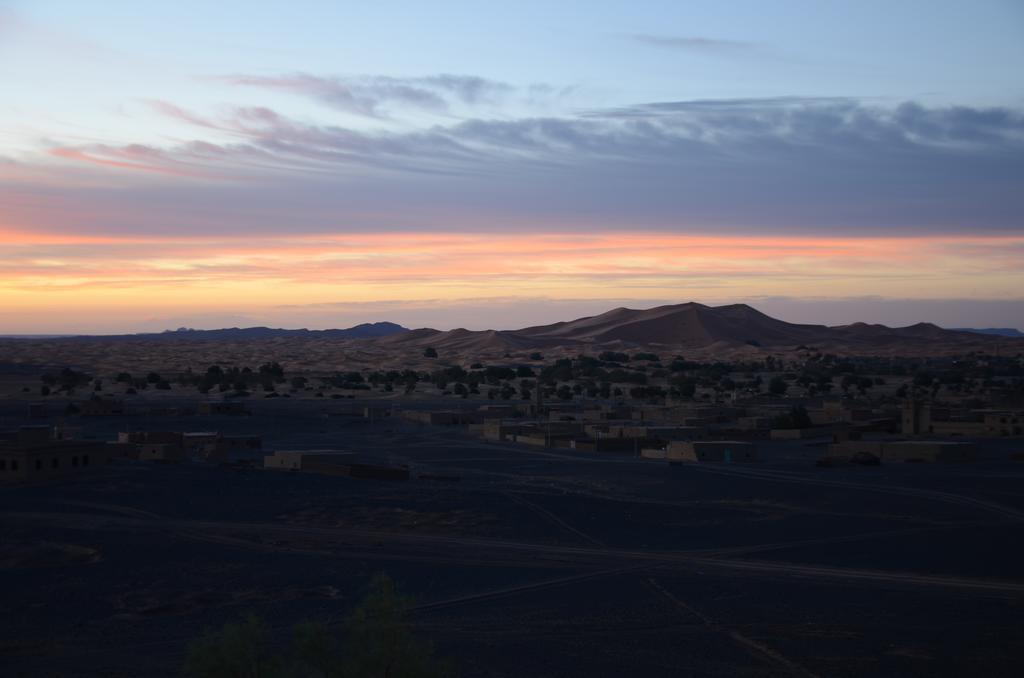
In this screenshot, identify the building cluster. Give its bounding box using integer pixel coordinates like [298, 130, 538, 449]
[0, 421, 266, 484]
[902, 400, 1023, 438]
[399, 394, 1023, 465]
[116, 430, 262, 462]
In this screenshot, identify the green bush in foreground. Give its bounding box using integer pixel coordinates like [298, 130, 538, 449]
[184, 574, 450, 678]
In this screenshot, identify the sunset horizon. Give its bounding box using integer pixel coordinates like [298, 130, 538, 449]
[4, 1, 1024, 333]
[3, 4, 1024, 677]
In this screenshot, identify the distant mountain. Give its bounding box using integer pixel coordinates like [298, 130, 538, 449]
[382, 302, 1023, 356]
[4, 305, 1022, 370]
[952, 327, 1024, 338]
[12, 305, 1022, 358]
[62, 322, 409, 341]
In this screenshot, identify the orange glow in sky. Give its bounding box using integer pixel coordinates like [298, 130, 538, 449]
[2, 229, 1022, 333]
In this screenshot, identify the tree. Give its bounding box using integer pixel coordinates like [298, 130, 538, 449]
[258, 362, 285, 382]
[769, 376, 788, 395]
[341, 573, 449, 678]
[772, 405, 813, 429]
[183, 615, 278, 678]
[423, 347, 437, 358]
[913, 371, 934, 387]
[43, 367, 91, 393]
[632, 352, 659, 362]
[672, 377, 696, 399]
[184, 574, 449, 678]
[598, 351, 630, 363]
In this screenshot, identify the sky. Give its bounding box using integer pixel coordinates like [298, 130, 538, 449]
[2, 0, 1023, 333]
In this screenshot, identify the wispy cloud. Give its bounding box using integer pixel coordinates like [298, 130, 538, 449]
[36, 96, 1024, 238]
[59, 98, 1024, 172]
[629, 33, 763, 56]
[48, 146, 214, 178]
[216, 72, 514, 117]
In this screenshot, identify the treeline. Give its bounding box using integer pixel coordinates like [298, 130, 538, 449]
[34, 351, 1023, 403]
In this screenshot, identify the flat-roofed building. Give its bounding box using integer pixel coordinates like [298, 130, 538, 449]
[483, 421, 532, 441]
[182, 432, 219, 453]
[199, 435, 262, 463]
[263, 450, 408, 480]
[666, 440, 757, 463]
[401, 410, 485, 426]
[571, 437, 644, 453]
[771, 427, 832, 440]
[616, 425, 704, 441]
[118, 431, 184, 446]
[827, 439, 977, 463]
[137, 443, 186, 462]
[882, 441, 977, 463]
[0, 428, 116, 483]
[981, 411, 1023, 437]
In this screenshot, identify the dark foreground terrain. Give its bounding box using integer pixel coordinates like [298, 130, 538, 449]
[3, 401, 1024, 677]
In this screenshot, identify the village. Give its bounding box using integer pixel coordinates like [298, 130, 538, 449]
[2, 350, 1022, 483]
[3, 349, 1024, 677]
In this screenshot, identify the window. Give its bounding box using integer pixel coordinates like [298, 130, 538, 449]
[83, 455, 89, 466]
[35, 459, 42, 470]
[51, 458, 58, 469]
[72, 456, 79, 467]
[0, 459, 5, 471]
[11, 460, 17, 471]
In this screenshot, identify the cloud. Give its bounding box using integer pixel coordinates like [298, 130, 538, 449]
[145, 100, 222, 130]
[216, 72, 513, 117]
[26, 96, 1024, 237]
[48, 146, 214, 178]
[629, 33, 763, 56]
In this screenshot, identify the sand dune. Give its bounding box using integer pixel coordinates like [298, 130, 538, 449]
[418, 302, 1018, 354]
[1, 302, 1020, 373]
